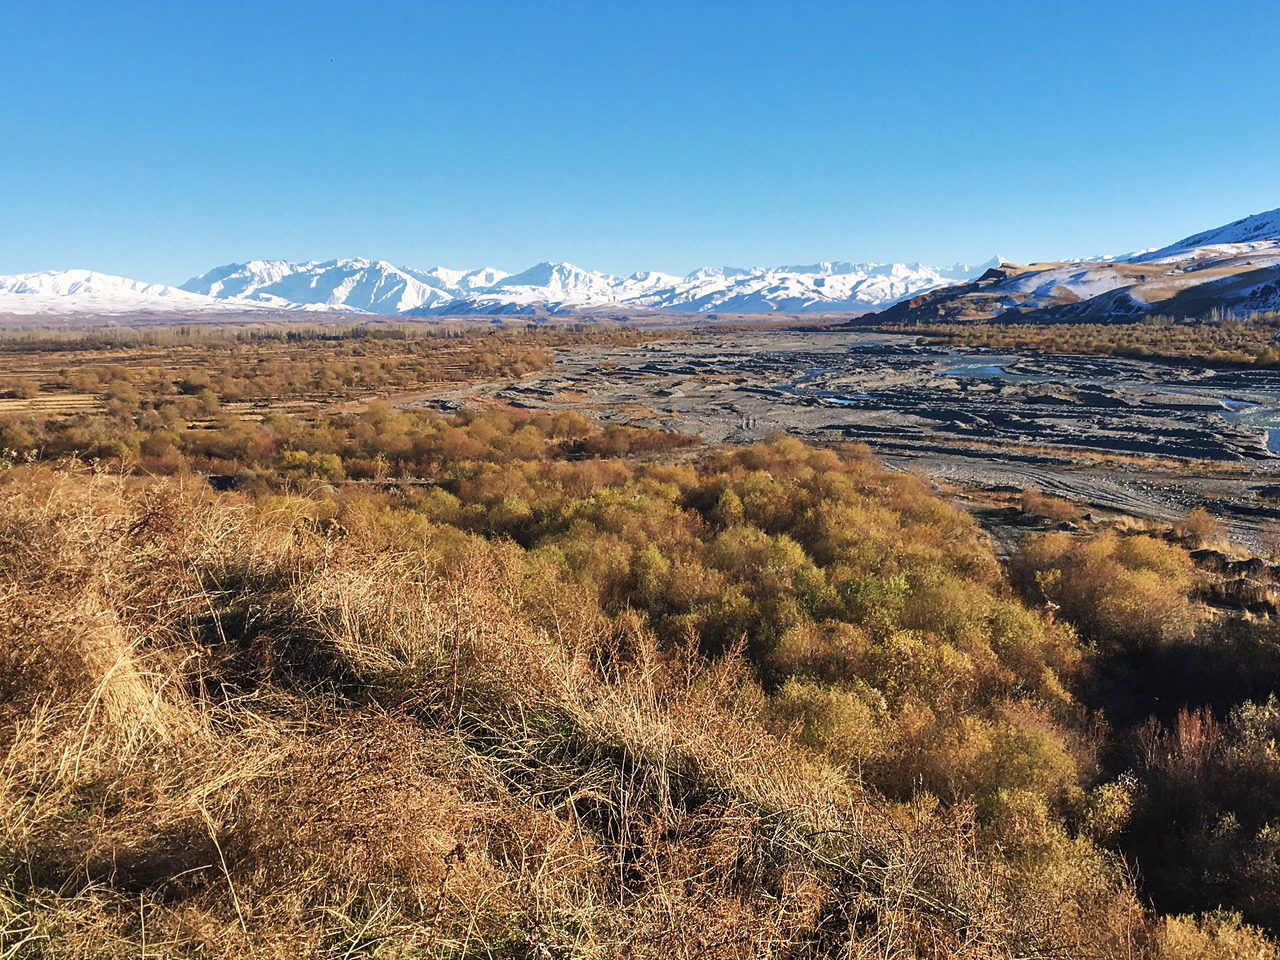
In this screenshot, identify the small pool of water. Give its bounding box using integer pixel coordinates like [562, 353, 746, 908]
[936, 358, 1057, 385]
[1222, 400, 1280, 427]
[780, 368, 876, 407]
[939, 364, 1009, 378]
[1182, 397, 1280, 456]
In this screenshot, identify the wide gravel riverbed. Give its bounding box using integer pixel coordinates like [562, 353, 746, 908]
[416, 329, 1280, 545]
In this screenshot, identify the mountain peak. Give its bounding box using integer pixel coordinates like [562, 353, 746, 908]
[0, 269, 271, 315]
[494, 261, 616, 290]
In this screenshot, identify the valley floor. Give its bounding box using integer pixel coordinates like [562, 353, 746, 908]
[416, 329, 1280, 548]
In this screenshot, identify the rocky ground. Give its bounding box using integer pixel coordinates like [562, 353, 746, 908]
[412, 329, 1280, 548]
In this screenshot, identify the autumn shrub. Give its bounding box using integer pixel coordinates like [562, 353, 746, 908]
[1153, 911, 1279, 960]
[925, 314, 1280, 371]
[3, 377, 39, 399]
[1021, 485, 1080, 522]
[1013, 531, 1199, 649]
[1180, 507, 1228, 549]
[1123, 700, 1280, 931]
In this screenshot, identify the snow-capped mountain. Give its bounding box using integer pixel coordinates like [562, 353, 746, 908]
[4, 258, 992, 318]
[870, 207, 1280, 325]
[631, 260, 997, 314]
[177, 256, 997, 317]
[0, 270, 272, 315]
[180, 258, 511, 314]
[396, 258, 997, 316]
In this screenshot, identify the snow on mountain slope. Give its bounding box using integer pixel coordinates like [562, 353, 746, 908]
[618, 270, 684, 293]
[489, 262, 620, 301]
[412, 263, 626, 316]
[419, 265, 510, 293]
[1136, 208, 1280, 262]
[869, 206, 1280, 325]
[0, 270, 272, 315]
[401, 259, 998, 316]
[997, 263, 1137, 301]
[630, 260, 1000, 313]
[180, 258, 508, 314]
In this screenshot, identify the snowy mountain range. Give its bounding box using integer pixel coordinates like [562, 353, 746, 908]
[0, 257, 998, 317]
[870, 207, 1280, 325]
[5, 206, 1279, 320]
[182, 259, 510, 314]
[0, 270, 274, 316]
[177, 257, 997, 316]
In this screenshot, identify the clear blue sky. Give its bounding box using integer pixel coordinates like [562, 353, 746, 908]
[3, 0, 1279, 283]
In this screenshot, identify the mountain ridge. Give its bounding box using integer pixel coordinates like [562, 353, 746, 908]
[0, 269, 277, 316]
[864, 207, 1280, 326]
[6, 207, 1280, 319]
[175, 256, 1001, 316]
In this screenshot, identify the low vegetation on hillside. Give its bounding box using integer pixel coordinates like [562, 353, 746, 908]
[915, 313, 1280, 368]
[3, 327, 1280, 957]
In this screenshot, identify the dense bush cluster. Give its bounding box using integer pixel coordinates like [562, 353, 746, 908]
[1012, 531, 1199, 650]
[0, 402, 695, 477]
[1012, 528, 1280, 939]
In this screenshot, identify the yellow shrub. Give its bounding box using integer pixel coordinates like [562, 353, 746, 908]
[762, 678, 886, 766]
[1155, 912, 1279, 960]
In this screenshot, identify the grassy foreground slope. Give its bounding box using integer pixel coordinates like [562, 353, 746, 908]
[1, 419, 1273, 957]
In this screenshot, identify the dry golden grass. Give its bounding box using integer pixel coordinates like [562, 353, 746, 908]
[0, 394, 101, 415]
[1153, 912, 1279, 960]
